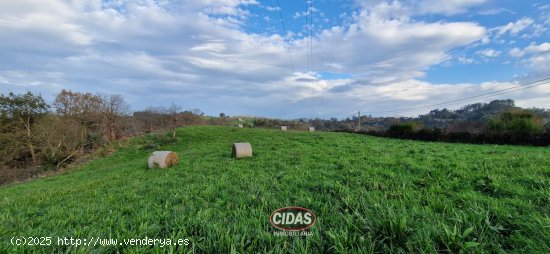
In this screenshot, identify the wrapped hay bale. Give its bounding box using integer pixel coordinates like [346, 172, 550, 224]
[308, 127, 315, 132]
[238, 124, 244, 128]
[148, 151, 179, 169]
[232, 143, 253, 158]
[281, 126, 288, 131]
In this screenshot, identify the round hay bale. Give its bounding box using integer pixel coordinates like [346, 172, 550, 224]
[281, 126, 288, 131]
[232, 142, 253, 158]
[148, 151, 179, 169]
[238, 124, 244, 128]
[308, 126, 315, 132]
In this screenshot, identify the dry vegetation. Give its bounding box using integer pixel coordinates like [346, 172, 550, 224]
[0, 91, 205, 185]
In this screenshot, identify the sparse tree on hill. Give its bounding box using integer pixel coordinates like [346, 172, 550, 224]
[53, 90, 104, 142]
[167, 103, 182, 138]
[99, 94, 129, 142]
[53, 90, 129, 145]
[54, 89, 103, 118]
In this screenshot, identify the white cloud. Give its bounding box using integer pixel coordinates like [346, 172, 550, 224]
[534, 3, 550, 11]
[264, 6, 280, 12]
[509, 42, 550, 76]
[371, 80, 469, 101]
[293, 6, 318, 19]
[477, 49, 500, 57]
[478, 8, 514, 16]
[418, 0, 488, 15]
[525, 42, 550, 53]
[509, 48, 524, 57]
[525, 52, 550, 74]
[356, 0, 488, 16]
[458, 56, 475, 64]
[0, 0, 547, 118]
[492, 17, 534, 37]
[0, 0, 93, 55]
[308, 6, 486, 82]
[479, 81, 517, 90]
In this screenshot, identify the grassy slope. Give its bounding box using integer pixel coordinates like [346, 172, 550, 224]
[1, 126, 549, 253]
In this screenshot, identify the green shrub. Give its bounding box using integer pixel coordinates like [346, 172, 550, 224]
[140, 131, 178, 151]
[488, 110, 542, 134]
[387, 122, 422, 136]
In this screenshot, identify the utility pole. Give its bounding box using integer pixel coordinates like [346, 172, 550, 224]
[357, 111, 361, 131]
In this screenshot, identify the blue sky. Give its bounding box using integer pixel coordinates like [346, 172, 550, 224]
[244, 0, 548, 83]
[0, 0, 549, 118]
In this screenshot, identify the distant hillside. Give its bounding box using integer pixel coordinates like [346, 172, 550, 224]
[301, 99, 550, 133]
[416, 99, 550, 130]
[247, 99, 550, 146]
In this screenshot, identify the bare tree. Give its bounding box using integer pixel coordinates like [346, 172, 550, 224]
[167, 103, 182, 138]
[53, 89, 104, 137]
[54, 89, 103, 118]
[53, 90, 130, 144]
[99, 94, 129, 142]
[33, 116, 87, 168]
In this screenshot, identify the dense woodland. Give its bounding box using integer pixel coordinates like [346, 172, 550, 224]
[1, 91, 549, 185]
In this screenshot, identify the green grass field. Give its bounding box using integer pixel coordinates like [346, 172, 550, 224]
[1, 126, 549, 253]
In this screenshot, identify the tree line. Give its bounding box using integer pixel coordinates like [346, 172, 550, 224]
[333, 100, 550, 146]
[0, 90, 206, 184]
[251, 100, 550, 146]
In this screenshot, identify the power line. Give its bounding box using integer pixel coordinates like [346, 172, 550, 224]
[309, 0, 318, 120]
[303, 0, 317, 123]
[309, 0, 313, 73]
[274, 0, 295, 73]
[363, 77, 550, 114]
[305, 0, 311, 72]
[366, 78, 550, 114]
[309, 0, 324, 120]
